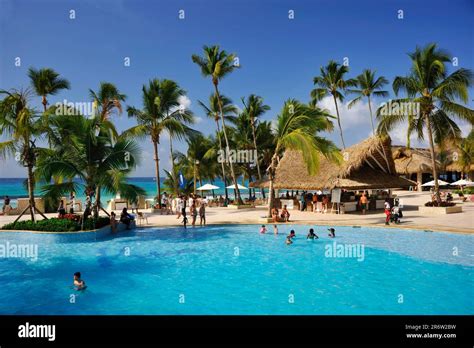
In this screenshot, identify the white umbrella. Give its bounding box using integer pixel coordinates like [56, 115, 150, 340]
[421, 179, 449, 187]
[196, 183, 220, 191]
[449, 179, 474, 186]
[226, 183, 248, 190]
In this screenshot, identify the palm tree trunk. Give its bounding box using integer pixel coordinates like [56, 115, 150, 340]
[27, 162, 36, 222]
[215, 121, 229, 200]
[214, 84, 242, 204]
[266, 154, 277, 217]
[42, 95, 47, 113]
[211, 178, 216, 198]
[169, 136, 178, 195]
[250, 117, 265, 199]
[425, 113, 440, 201]
[367, 96, 375, 135]
[406, 115, 413, 148]
[153, 139, 162, 208]
[94, 186, 101, 219]
[332, 94, 346, 149]
[193, 161, 197, 195]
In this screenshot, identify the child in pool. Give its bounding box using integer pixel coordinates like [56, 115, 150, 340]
[260, 225, 267, 234]
[307, 228, 318, 239]
[73, 272, 86, 290]
[273, 224, 278, 235]
[288, 230, 296, 238]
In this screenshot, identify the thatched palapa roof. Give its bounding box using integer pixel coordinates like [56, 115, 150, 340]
[392, 143, 474, 174]
[270, 136, 414, 190]
[445, 162, 474, 172]
[392, 146, 436, 175]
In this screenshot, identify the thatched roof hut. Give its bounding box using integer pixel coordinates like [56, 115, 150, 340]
[269, 136, 413, 190]
[445, 162, 474, 172]
[392, 144, 474, 174]
[392, 146, 436, 175]
[249, 178, 270, 188]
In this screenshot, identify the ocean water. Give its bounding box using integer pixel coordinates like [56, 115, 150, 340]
[0, 177, 262, 206]
[0, 224, 472, 315]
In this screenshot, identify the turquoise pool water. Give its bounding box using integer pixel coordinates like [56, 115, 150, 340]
[0, 225, 472, 314]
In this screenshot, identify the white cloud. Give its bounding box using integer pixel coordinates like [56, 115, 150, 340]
[318, 96, 372, 128]
[458, 121, 472, 137]
[178, 95, 191, 110]
[169, 95, 192, 116]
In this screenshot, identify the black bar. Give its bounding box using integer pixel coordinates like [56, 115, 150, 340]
[0, 315, 472, 346]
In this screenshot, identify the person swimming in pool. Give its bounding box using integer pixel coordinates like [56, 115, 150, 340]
[260, 225, 267, 234]
[288, 230, 296, 238]
[328, 227, 336, 238]
[73, 272, 86, 290]
[307, 228, 319, 239]
[286, 236, 293, 245]
[273, 224, 278, 235]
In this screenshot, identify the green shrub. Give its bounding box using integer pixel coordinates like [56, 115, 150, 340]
[1, 216, 110, 232]
[82, 217, 110, 230]
[453, 187, 474, 195]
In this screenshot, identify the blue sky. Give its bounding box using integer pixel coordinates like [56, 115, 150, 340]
[1, 0, 473, 177]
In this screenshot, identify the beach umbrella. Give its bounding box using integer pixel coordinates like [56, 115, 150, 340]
[196, 183, 220, 191]
[449, 179, 474, 187]
[226, 183, 248, 190]
[421, 179, 449, 187]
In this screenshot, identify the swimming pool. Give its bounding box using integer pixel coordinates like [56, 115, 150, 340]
[0, 224, 472, 315]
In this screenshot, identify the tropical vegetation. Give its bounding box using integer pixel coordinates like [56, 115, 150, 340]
[0, 42, 473, 228]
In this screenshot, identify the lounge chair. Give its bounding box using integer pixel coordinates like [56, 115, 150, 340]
[137, 212, 148, 225]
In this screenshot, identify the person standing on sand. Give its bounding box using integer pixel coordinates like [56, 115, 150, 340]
[190, 201, 198, 226]
[68, 192, 76, 214]
[359, 193, 368, 215]
[384, 199, 391, 225]
[199, 202, 206, 226]
[2, 195, 11, 214]
[176, 196, 183, 219]
[322, 195, 328, 213]
[312, 194, 318, 212]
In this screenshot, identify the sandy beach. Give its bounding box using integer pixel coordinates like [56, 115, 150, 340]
[2, 190, 472, 234]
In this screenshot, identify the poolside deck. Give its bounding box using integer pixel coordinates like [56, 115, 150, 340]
[1, 191, 473, 234]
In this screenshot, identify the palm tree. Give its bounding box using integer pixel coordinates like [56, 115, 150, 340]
[35, 113, 145, 220]
[347, 69, 389, 134]
[158, 80, 196, 195]
[163, 167, 194, 196]
[454, 129, 474, 180]
[198, 93, 238, 200]
[126, 79, 194, 208]
[175, 134, 213, 194]
[192, 44, 244, 204]
[88, 82, 127, 209]
[267, 100, 341, 217]
[28, 68, 70, 112]
[311, 60, 355, 149]
[0, 89, 45, 221]
[241, 94, 270, 197]
[255, 120, 276, 177]
[89, 82, 126, 123]
[230, 112, 255, 197]
[377, 43, 474, 199]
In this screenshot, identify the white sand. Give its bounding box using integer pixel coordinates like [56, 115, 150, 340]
[1, 191, 473, 234]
